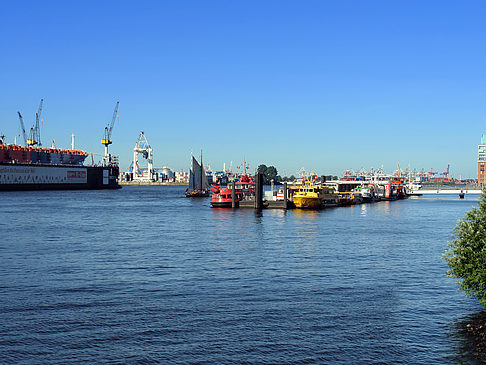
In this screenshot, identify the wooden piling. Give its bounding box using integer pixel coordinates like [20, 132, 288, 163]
[232, 180, 236, 208]
[283, 181, 288, 209]
[255, 172, 263, 210]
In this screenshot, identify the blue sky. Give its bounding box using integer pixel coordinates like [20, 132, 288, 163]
[1, 1, 485, 178]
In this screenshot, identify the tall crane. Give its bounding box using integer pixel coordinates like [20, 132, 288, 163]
[36, 99, 43, 146]
[101, 101, 119, 157]
[17, 112, 28, 146]
[26, 99, 43, 146]
[442, 163, 451, 178]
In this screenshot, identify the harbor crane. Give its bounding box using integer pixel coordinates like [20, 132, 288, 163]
[17, 99, 43, 147]
[101, 101, 119, 158]
[427, 168, 437, 177]
[133, 131, 154, 181]
[17, 112, 28, 146]
[442, 163, 451, 178]
[33, 98, 43, 146]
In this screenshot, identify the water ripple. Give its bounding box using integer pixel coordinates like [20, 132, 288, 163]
[0, 187, 481, 363]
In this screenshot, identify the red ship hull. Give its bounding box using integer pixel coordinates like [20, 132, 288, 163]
[210, 187, 243, 208]
[0, 144, 120, 191]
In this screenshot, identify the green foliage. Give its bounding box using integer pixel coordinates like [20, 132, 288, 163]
[443, 188, 486, 306]
[257, 164, 282, 185]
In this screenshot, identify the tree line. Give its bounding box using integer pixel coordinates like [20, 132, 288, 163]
[256, 164, 337, 185]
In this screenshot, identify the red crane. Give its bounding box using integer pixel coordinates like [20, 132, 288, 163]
[442, 163, 450, 178]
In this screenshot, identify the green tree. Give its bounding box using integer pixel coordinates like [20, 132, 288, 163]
[443, 189, 486, 306]
[257, 164, 267, 176]
[265, 166, 278, 184]
[257, 164, 281, 185]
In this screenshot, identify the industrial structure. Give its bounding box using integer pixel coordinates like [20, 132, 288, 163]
[133, 131, 154, 181]
[17, 99, 43, 147]
[478, 135, 486, 187]
[101, 101, 119, 166]
[2, 101, 121, 190]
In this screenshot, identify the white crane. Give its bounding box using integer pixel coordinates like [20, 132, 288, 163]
[133, 131, 154, 181]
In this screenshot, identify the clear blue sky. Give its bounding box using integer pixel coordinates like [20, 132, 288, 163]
[1, 0, 485, 178]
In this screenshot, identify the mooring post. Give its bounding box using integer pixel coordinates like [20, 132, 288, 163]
[283, 181, 288, 209]
[255, 172, 263, 210]
[232, 180, 236, 208]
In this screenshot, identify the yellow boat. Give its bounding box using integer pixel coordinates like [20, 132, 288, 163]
[291, 176, 338, 209]
[338, 191, 355, 205]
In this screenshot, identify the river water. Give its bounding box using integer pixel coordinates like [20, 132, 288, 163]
[0, 186, 483, 363]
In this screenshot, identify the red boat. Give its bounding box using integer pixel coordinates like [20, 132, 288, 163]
[210, 185, 243, 208]
[210, 162, 255, 208]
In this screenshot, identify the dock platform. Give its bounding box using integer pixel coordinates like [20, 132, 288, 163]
[239, 199, 288, 209]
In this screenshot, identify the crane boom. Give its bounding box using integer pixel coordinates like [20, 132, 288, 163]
[108, 101, 119, 138]
[17, 112, 28, 146]
[102, 101, 119, 146]
[35, 99, 43, 146]
[101, 102, 120, 162]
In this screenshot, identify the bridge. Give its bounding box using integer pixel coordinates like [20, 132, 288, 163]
[415, 188, 481, 195]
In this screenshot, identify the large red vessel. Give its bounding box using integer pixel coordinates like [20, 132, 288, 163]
[0, 142, 120, 190]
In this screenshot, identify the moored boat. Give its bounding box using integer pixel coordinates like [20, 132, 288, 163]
[185, 151, 210, 197]
[391, 174, 407, 199]
[338, 191, 356, 205]
[353, 184, 378, 203]
[210, 185, 243, 207]
[291, 174, 338, 209]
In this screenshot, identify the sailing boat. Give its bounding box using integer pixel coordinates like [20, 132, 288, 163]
[185, 150, 210, 197]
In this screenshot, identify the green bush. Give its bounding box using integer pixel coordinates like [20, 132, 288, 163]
[443, 188, 486, 306]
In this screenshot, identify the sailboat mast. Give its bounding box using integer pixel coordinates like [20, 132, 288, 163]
[200, 149, 203, 191]
[191, 151, 194, 191]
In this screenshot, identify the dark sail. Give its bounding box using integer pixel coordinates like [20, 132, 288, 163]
[188, 155, 209, 191]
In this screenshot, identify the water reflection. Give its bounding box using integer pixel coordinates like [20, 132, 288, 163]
[253, 210, 263, 220]
[360, 204, 367, 216]
[292, 209, 320, 220]
[448, 310, 486, 364]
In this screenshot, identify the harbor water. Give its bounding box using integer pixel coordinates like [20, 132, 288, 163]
[0, 186, 483, 363]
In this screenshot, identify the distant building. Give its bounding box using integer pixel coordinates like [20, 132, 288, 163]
[478, 135, 486, 186]
[175, 171, 189, 184]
